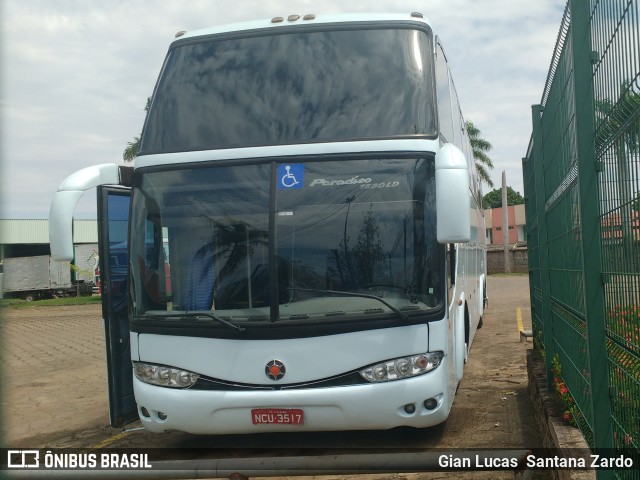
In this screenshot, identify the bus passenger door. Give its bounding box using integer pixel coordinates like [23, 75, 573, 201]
[97, 185, 137, 428]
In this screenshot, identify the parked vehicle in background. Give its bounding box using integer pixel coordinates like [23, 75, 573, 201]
[2, 255, 92, 301]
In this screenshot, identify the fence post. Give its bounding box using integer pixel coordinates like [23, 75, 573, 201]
[569, 0, 613, 451]
[530, 104, 555, 387]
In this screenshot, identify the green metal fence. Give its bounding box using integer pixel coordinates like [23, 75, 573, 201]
[523, 0, 639, 476]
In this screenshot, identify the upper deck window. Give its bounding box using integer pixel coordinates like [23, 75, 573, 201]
[140, 25, 436, 154]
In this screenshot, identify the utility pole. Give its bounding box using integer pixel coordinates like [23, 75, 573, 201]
[502, 171, 510, 273]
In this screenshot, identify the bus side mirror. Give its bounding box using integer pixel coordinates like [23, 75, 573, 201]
[435, 144, 471, 244]
[49, 163, 123, 261]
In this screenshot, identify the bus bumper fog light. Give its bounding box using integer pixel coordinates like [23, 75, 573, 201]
[403, 403, 416, 414]
[157, 412, 168, 420]
[423, 398, 438, 410]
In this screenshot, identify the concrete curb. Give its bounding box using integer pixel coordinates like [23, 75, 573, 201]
[527, 349, 595, 480]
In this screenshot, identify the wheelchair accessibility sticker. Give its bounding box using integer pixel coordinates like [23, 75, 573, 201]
[278, 164, 304, 189]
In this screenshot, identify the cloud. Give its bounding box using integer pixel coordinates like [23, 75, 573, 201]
[1, 0, 565, 218]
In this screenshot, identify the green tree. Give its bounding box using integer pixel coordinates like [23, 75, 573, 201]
[465, 120, 494, 188]
[123, 97, 151, 162]
[482, 187, 524, 209]
[595, 82, 640, 264]
[353, 210, 385, 285]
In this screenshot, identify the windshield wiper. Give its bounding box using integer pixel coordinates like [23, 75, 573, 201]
[287, 287, 409, 322]
[164, 311, 246, 333]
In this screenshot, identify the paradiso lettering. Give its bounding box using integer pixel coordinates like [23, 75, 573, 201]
[309, 177, 400, 189]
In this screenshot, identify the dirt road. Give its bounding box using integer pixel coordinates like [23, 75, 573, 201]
[1, 275, 538, 478]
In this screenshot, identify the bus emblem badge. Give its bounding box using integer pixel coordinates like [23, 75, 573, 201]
[265, 360, 286, 380]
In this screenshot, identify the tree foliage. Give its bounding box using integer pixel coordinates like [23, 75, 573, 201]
[482, 186, 524, 209]
[465, 120, 494, 188]
[122, 135, 140, 162]
[123, 97, 151, 162]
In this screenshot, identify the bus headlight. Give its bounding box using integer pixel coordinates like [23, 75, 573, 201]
[134, 362, 199, 388]
[359, 352, 444, 383]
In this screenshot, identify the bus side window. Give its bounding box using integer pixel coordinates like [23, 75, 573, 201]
[436, 42, 454, 143]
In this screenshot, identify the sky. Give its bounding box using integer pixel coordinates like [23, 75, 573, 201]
[1, 0, 566, 219]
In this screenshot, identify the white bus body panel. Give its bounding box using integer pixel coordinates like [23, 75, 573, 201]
[176, 14, 433, 43]
[133, 321, 455, 433]
[134, 139, 441, 170]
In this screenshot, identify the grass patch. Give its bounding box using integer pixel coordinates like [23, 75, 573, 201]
[0, 296, 102, 309]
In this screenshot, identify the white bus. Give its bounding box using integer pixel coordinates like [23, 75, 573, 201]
[50, 12, 487, 434]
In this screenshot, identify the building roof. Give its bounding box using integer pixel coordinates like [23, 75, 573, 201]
[0, 219, 97, 244]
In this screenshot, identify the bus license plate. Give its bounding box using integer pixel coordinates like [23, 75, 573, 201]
[251, 408, 304, 425]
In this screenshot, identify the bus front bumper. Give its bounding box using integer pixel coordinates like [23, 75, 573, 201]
[132, 364, 452, 434]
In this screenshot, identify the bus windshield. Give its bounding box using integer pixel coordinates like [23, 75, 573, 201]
[140, 26, 436, 153]
[130, 157, 442, 324]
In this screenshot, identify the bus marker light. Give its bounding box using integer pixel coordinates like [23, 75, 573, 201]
[415, 355, 428, 369]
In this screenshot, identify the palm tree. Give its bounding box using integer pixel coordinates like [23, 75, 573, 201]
[465, 120, 494, 188]
[123, 97, 151, 162]
[122, 135, 140, 162]
[185, 214, 269, 310]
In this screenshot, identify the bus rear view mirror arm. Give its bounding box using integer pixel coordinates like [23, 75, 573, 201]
[435, 144, 471, 244]
[49, 164, 132, 262]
